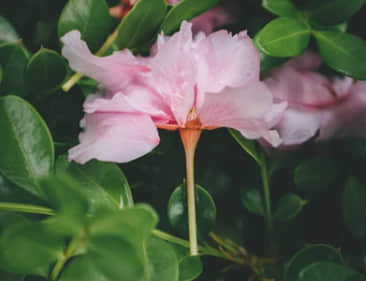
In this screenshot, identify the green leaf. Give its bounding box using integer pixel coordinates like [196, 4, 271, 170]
[314, 31, 366, 80]
[262, 0, 297, 17]
[228, 128, 262, 165]
[0, 44, 29, 97]
[0, 96, 54, 197]
[58, 0, 112, 52]
[0, 270, 24, 281]
[274, 194, 305, 222]
[0, 65, 3, 86]
[115, 0, 167, 49]
[294, 156, 341, 192]
[178, 256, 203, 281]
[0, 221, 63, 276]
[255, 17, 311, 57]
[299, 262, 366, 281]
[342, 177, 366, 237]
[168, 184, 216, 240]
[284, 244, 344, 281]
[307, 0, 366, 25]
[25, 49, 67, 96]
[161, 0, 219, 35]
[59, 205, 159, 281]
[0, 16, 20, 45]
[145, 237, 179, 281]
[240, 188, 265, 216]
[56, 155, 134, 211]
[169, 244, 203, 281]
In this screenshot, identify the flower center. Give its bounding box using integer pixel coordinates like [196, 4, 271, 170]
[185, 107, 201, 129]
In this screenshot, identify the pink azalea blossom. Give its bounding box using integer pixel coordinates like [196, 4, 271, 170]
[265, 52, 366, 147]
[61, 21, 286, 164]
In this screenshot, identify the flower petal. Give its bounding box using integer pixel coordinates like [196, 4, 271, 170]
[198, 82, 275, 128]
[150, 21, 197, 125]
[275, 108, 321, 146]
[196, 29, 260, 99]
[61, 30, 149, 92]
[68, 113, 159, 164]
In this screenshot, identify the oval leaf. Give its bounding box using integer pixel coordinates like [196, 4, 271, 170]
[0, 44, 28, 97]
[314, 31, 366, 80]
[26, 49, 67, 96]
[0, 96, 54, 197]
[307, 0, 366, 25]
[56, 155, 134, 211]
[178, 256, 203, 281]
[299, 262, 366, 281]
[240, 188, 265, 216]
[58, 0, 112, 52]
[262, 0, 297, 17]
[255, 17, 311, 57]
[115, 0, 167, 49]
[0, 16, 19, 45]
[161, 0, 219, 35]
[274, 193, 305, 222]
[168, 184, 216, 240]
[146, 237, 179, 281]
[284, 244, 344, 281]
[342, 177, 366, 237]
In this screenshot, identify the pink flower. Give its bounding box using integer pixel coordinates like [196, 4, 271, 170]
[62, 21, 286, 164]
[265, 52, 366, 147]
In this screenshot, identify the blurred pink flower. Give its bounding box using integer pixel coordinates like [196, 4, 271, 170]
[265, 52, 366, 147]
[62, 21, 285, 164]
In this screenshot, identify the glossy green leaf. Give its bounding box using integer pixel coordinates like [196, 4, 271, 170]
[274, 194, 305, 222]
[59, 205, 159, 281]
[299, 262, 366, 281]
[26, 49, 67, 96]
[294, 156, 341, 191]
[0, 96, 54, 197]
[178, 256, 203, 281]
[240, 188, 265, 216]
[0, 221, 63, 276]
[262, 0, 297, 17]
[255, 17, 311, 57]
[115, 0, 167, 49]
[169, 244, 203, 281]
[0, 44, 28, 96]
[168, 184, 216, 240]
[307, 0, 366, 25]
[146, 237, 179, 281]
[56, 155, 134, 211]
[342, 177, 366, 237]
[229, 128, 262, 165]
[0, 16, 19, 45]
[284, 244, 343, 281]
[58, 0, 112, 52]
[161, 0, 219, 35]
[314, 31, 366, 80]
[0, 172, 43, 205]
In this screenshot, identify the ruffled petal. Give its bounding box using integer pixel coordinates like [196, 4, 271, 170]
[61, 30, 149, 92]
[68, 113, 160, 164]
[150, 21, 197, 125]
[275, 108, 321, 146]
[190, 6, 230, 35]
[196, 29, 260, 100]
